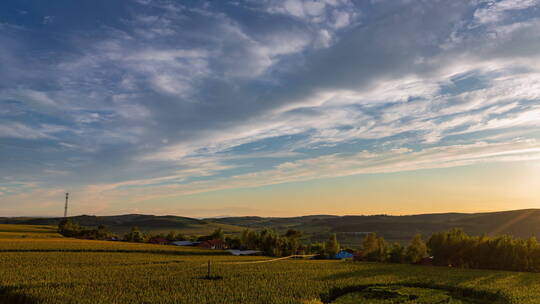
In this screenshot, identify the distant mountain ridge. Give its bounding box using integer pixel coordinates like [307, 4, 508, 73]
[3, 209, 540, 246]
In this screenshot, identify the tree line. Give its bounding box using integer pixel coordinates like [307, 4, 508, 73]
[428, 228, 540, 272]
[58, 219, 115, 240]
[59, 219, 196, 242]
[349, 232, 428, 264]
[59, 219, 540, 272]
[235, 228, 340, 257]
[241, 228, 540, 272]
[351, 228, 540, 273]
[57, 220, 341, 257]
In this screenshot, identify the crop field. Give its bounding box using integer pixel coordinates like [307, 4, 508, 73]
[1, 225, 540, 304]
[0, 224, 61, 239]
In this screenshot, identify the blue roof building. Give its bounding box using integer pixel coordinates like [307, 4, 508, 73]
[334, 250, 354, 259]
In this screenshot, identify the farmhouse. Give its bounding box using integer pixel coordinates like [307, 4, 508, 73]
[198, 239, 227, 250]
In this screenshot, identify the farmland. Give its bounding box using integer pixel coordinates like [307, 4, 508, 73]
[1, 225, 540, 304]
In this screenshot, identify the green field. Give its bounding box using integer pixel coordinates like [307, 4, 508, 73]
[0, 215, 246, 237]
[1, 225, 540, 304]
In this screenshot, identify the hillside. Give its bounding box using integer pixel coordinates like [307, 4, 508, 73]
[3, 209, 540, 246]
[0, 214, 245, 236]
[210, 209, 540, 246]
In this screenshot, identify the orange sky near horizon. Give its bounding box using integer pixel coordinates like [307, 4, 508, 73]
[87, 161, 540, 218]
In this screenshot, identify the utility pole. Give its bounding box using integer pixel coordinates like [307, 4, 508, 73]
[64, 192, 69, 218]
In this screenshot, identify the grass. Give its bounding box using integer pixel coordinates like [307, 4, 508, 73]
[1, 225, 540, 303]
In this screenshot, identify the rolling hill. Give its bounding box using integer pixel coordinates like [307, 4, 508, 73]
[209, 209, 540, 246]
[3, 209, 540, 247]
[0, 214, 245, 236]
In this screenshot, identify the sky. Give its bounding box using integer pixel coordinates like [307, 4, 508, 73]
[1, 0, 540, 218]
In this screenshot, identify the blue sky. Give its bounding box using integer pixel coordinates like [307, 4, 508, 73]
[1, 0, 540, 217]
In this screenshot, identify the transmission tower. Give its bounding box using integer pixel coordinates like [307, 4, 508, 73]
[64, 192, 69, 218]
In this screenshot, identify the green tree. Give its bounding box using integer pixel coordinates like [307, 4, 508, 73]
[240, 229, 250, 249]
[124, 227, 146, 243]
[209, 228, 224, 240]
[388, 243, 405, 263]
[308, 243, 325, 255]
[284, 229, 302, 239]
[283, 229, 302, 255]
[166, 231, 186, 242]
[361, 233, 378, 254]
[260, 229, 280, 256]
[166, 231, 176, 242]
[325, 233, 340, 257]
[361, 233, 387, 262]
[374, 237, 388, 262]
[95, 224, 111, 239]
[225, 236, 241, 249]
[246, 230, 260, 250]
[58, 219, 81, 237]
[406, 234, 427, 263]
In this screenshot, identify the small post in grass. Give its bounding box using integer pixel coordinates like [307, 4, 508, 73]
[203, 259, 221, 280]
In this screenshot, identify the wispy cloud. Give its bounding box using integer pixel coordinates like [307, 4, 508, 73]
[1, 0, 540, 215]
[52, 139, 540, 211]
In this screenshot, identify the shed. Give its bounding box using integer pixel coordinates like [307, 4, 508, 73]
[170, 241, 197, 246]
[227, 249, 262, 256]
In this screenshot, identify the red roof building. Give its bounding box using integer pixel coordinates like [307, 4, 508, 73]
[148, 237, 168, 245]
[353, 251, 364, 261]
[198, 239, 227, 250]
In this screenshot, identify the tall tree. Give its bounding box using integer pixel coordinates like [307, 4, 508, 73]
[406, 234, 427, 263]
[210, 228, 224, 240]
[124, 227, 146, 243]
[325, 233, 340, 257]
